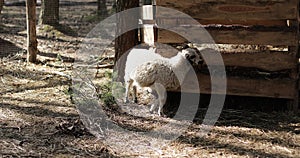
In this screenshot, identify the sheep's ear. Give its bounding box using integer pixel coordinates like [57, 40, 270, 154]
[182, 44, 189, 49]
[198, 59, 204, 65]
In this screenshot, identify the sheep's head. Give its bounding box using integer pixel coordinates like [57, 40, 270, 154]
[181, 48, 203, 66]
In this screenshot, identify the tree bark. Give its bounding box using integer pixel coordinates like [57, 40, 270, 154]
[26, 0, 38, 63]
[39, 0, 59, 26]
[0, 0, 4, 14]
[97, 0, 108, 16]
[114, 0, 139, 82]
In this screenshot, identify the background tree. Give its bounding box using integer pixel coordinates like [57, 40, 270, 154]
[0, 0, 4, 14]
[26, 0, 38, 63]
[39, 0, 59, 26]
[97, 0, 108, 16]
[114, 0, 139, 82]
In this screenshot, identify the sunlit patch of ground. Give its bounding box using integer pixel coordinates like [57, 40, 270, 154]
[0, 1, 299, 157]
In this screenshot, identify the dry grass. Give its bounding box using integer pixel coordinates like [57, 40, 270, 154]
[0, 1, 299, 157]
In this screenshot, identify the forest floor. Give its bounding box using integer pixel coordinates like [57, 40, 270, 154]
[0, 1, 300, 157]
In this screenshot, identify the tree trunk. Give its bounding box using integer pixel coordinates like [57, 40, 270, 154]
[0, 0, 4, 14]
[97, 0, 108, 16]
[39, 0, 59, 26]
[26, 0, 38, 63]
[114, 0, 139, 82]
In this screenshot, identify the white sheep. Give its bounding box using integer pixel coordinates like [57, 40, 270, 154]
[124, 47, 202, 116]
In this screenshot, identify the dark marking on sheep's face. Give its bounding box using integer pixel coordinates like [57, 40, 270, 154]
[190, 54, 196, 59]
[182, 48, 203, 66]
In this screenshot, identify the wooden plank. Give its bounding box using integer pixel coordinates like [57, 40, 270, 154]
[178, 73, 296, 99]
[221, 51, 296, 72]
[142, 25, 155, 46]
[157, 27, 298, 45]
[156, 0, 298, 20]
[157, 29, 187, 43]
[157, 18, 288, 27]
[288, 47, 299, 79]
[197, 20, 287, 27]
[155, 48, 297, 71]
[288, 18, 299, 112]
[288, 46, 299, 112]
[142, 5, 154, 20]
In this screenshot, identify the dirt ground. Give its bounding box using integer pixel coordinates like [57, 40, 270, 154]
[0, 1, 300, 157]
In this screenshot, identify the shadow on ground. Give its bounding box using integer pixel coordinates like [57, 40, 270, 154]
[0, 39, 24, 57]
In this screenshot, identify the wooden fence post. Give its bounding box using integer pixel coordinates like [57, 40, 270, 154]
[26, 0, 38, 63]
[114, 0, 139, 82]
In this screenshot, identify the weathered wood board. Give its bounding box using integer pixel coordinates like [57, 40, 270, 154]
[156, 18, 288, 27]
[157, 27, 298, 45]
[220, 51, 296, 72]
[147, 0, 299, 110]
[156, 0, 298, 20]
[179, 73, 296, 99]
[155, 48, 296, 72]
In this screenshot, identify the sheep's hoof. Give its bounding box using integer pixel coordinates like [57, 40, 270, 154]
[134, 98, 138, 103]
[149, 105, 156, 113]
[161, 113, 167, 118]
[158, 112, 167, 118]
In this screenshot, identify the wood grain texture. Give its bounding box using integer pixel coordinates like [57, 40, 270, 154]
[155, 0, 299, 105]
[155, 48, 296, 71]
[26, 0, 38, 63]
[178, 72, 296, 99]
[157, 27, 298, 45]
[156, 0, 298, 20]
[114, 0, 140, 82]
[156, 18, 288, 27]
[221, 51, 296, 71]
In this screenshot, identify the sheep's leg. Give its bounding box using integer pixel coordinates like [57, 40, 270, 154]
[149, 88, 158, 113]
[150, 87, 158, 113]
[132, 85, 137, 103]
[150, 99, 158, 113]
[154, 83, 167, 116]
[125, 79, 133, 103]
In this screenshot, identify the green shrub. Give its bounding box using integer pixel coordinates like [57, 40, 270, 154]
[102, 92, 116, 106]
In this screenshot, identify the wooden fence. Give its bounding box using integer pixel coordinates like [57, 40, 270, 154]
[140, 0, 299, 111]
